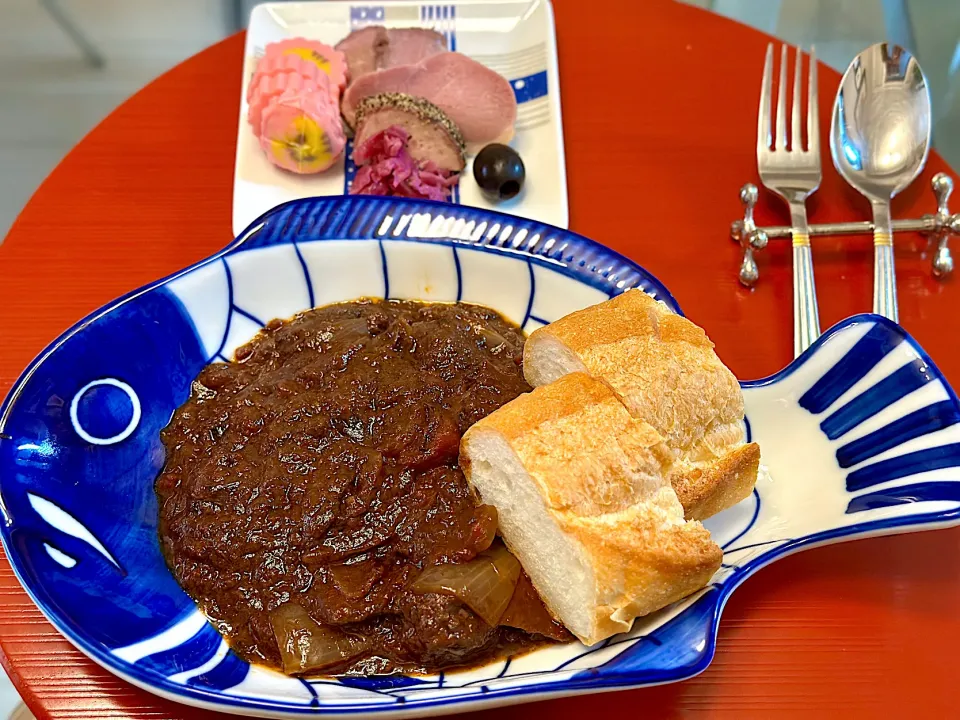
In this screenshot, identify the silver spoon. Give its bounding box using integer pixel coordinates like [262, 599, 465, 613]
[829, 43, 931, 323]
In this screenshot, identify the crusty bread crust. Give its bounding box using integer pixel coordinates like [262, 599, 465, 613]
[466, 372, 674, 517]
[524, 290, 743, 454]
[462, 373, 722, 645]
[569, 500, 722, 641]
[523, 289, 758, 521]
[672, 442, 760, 521]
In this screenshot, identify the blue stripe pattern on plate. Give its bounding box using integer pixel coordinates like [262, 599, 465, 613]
[791, 318, 960, 514]
[835, 400, 960, 468]
[846, 481, 960, 512]
[820, 358, 936, 439]
[350, 6, 385, 24]
[511, 71, 548, 103]
[799, 323, 904, 413]
[421, 5, 456, 52]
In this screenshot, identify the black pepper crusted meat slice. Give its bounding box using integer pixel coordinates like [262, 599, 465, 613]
[341, 52, 517, 151]
[354, 92, 466, 173]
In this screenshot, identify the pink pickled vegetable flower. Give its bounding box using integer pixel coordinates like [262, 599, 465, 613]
[351, 126, 459, 202]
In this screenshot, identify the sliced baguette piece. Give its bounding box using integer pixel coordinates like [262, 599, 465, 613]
[523, 289, 759, 521]
[460, 372, 722, 646]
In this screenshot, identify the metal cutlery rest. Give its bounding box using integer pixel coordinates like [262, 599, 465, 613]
[732, 171, 960, 286]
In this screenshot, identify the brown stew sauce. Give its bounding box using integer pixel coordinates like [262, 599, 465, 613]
[155, 300, 569, 676]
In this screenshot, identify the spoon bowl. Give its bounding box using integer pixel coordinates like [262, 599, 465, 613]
[830, 43, 931, 321]
[831, 43, 931, 199]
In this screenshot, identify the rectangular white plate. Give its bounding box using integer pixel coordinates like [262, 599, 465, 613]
[234, 0, 568, 235]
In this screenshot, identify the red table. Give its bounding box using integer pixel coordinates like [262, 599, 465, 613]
[1, 1, 958, 717]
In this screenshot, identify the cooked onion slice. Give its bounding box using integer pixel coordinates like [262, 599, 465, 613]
[270, 603, 368, 675]
[499, 573, 572, 641]
[410, 543, 521, 626]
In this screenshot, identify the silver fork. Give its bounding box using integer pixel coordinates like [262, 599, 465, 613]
[758, 44, 822, 357]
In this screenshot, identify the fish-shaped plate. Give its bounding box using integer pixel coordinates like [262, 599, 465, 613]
[1, 197, 958, 718]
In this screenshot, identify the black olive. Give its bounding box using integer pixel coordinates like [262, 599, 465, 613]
[473, 144, 525, 201]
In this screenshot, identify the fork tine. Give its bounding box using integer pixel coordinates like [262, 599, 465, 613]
[791, 47, 803, 151]
[758, 43, 773, 154]
[807, 45, 820, 155]
[776, 44, 788, 150]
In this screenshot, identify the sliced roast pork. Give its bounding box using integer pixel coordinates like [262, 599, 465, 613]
[383, 28, 448, 67]
[336, 26, 383, 84]
[342, 52, 517, 150]
[336, 26, 447, 86]
[355, 93, 465, 173]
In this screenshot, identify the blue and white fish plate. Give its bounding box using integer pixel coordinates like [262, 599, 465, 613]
[1, 197, 959, 718]
[234, 0, 567, 235]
